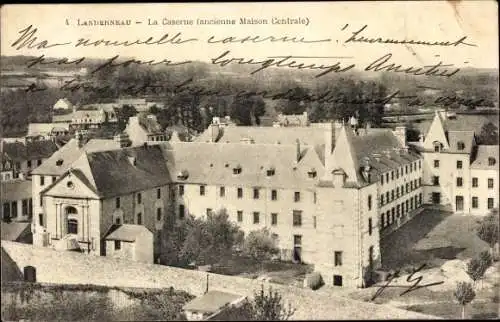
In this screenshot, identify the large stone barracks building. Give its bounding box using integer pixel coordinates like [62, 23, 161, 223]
[28, 112, 498, 288]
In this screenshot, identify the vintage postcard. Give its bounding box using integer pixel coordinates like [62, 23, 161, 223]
[1, 1, 499, 320]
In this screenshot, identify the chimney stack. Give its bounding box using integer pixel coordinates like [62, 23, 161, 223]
[114, 133, 130, 148]
[394, 126, 407, 147]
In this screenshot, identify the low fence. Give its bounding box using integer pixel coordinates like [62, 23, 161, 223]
[1, 241, 439, 320]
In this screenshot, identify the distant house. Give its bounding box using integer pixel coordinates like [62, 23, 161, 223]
[53, 98, 73, 111]
[71, 108, 117, 129]
[116, 98, 148, 112]
[1, 179, 33, 222]
[1, 140, 59, 178]
[1, 222, 32, 244]
[27, 123, 70, 141]
[276, 112, 309, 127]
[104, 224, 154, 263]
[183, 290, 246, 321]
[124, 114, 168, 146]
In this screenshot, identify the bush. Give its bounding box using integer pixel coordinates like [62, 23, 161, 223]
[243, 228, 279, 260]
[303, 272, 324, 290]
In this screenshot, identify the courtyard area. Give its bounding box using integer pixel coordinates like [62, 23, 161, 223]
[347, 208, 499, 319]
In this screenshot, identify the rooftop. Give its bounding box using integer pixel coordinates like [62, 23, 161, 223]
[105, 224, 152, 242]
[471, 145, 499, 169]
[2, 140, 58, 162]
[183, 290, 244, 314]
[1, 222, 31, 241]
[0, 179, 32, 201]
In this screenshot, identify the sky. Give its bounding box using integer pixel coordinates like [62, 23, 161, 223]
[1, 1, 498, 70]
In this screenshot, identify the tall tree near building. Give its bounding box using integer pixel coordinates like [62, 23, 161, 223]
[476, 208, 500, 259]
[116, 105, 138, 131]
[454, 281, 475, 319]
[476, 122, 499, 145]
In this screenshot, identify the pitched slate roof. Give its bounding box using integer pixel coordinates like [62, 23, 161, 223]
[52, 113, 73, 123]
[195, 125, 326, 146]
[330, 126, 420, 187]
[162, 142, 324, 190]
[447, 131, 475, 154]
[2, 141, 58, 162]
[0, 222, 31, 241]
[471, 145, 499, 169]
[31, 138, 120, 176]
[1, 179, 32, 201]
[27, 123, 70, 137]
[86, 144, 171, 198]
[105, 224, 152, 242]
[183, 290, 244, 314]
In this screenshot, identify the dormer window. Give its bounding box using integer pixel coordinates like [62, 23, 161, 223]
[266, 167, 275, 176]
[233, 164, 242, 175]
[177, 169, 189, 180]
[307, 168, 317, 178]
[457, 141, 465, 151]
[433, 141, 443, 152]
[488, 157, 496, 166]
[56, 159, 64, 166]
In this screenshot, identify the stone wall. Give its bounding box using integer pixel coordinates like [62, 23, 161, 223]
[1, 241, 438, 320]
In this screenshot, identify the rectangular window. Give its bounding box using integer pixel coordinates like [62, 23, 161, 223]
[433, 176, 440, 186]
[457, 160, 463, 169]
[406, 183, 409, 194]
[157, 208, 162, 221]
[27, 160, 32, 168]
[334, 251, 343, 266]
[28, 199, 32, 217]
[37, 159, 42, 166]
[22, 199, 28, 216]
[396, 169, 399, 179]
[114, 240, 121, 250]
[116, 197, 120, 209]
[253, 212, 260, 224]
[472, 197, 478, 209]
[419, 160, 422, 169]
[391, 190, 395, 201]
[472, 178, 478, 187]
[405, 165, 408, 174]
[39, 213, 44, 226]
[368, 195, 372, 210]
[237, 211, 243, 222]
[396, 204, 400, 217]
[294, 235, 302, 246]
[418, 178, 422, 187]
[179, 204, 185, 219]
[313, 192, 317, 204]
[271, 213, 278, 225]
[137, 193, 142, 204]
[293, 210, 302, 226]
[419, 193, 423, 205]
[237, 187, 243, 198]
[368, 218, 372, 235]
[40, 198, 43, 207]
[11, 201, 17, 218]
[137, 213, 142, 225]
[52, 176, 56, 183]
[271, 189, 277, 201]
[381, 195, 385, 205]
[488, 198, 494, 209]
[200, 185, 205, 196]
[386, 173, 389, 183]
[434, 160, 440, 168]
[313, 216, 317, 229]
[179, 185, 184, 196]
[457, 177, 463, 187]
[488, 178, 494, 189]
[381, 175, 384, 185]
[391, 171, 394, 180]
[220, 186, 225, 197]
[206, 208, 212, 216]
[396, 187, 400, 198]
[253, 188, 259, 199]
[294, 191, 301, 202]
[386, 192, 389, 203]
[40, 176, 45, 186]
[157, 188, 161, 199]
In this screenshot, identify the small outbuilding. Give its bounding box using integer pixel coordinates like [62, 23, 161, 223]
[183, 290, 245, 321]
[104, 224, 153, 263]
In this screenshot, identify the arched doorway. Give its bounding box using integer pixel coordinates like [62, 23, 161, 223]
[66, 206, 78, 235]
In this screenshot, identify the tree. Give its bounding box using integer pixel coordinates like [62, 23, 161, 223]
[476, 122, 499, 145]
[116, 104, 138, 131]
[454, 281, 475, 319]
[476, 208, 500, 258]
[220, 286, 296, 321]
[478, 250, 493, 289]
[466, 258, 484, 287]
[242, 228, 279, 260]
[229, 95, 266, 126]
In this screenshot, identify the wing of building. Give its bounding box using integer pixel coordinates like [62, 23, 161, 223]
[26, 112, 498, 289]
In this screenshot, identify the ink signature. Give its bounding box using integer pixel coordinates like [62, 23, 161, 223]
[371, 263, 444, 301]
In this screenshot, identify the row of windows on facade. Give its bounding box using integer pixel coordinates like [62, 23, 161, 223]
[433, 159, 497, 169]
[379, 160, 421, 186]
[380, 178, 422, 206]
[180, 185, 312, 203]
[468, 196, 496, 209]
[220, 165, 317, 179]
[380, 193, 423, 228]
[433, 141, 469, 152]
[2, 198, 33, 219]
[114, 189, 163, 208]
[430, 175, 496, 188]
